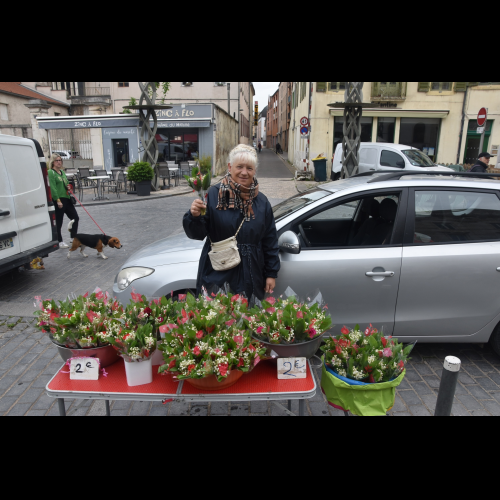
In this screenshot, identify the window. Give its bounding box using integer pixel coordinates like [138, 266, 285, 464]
[402, 149, 434, 167]
[294, 193, 400, 248]
[182, 82, 193, 87]
[333, 117, 373, 153]
[214, 82, 226, 86]
[377, 117, 395, 142]
[399, 118, 440, 161]
[328, 82, 346, 92]
[413, 190, 500, 244]
[118, 82, 129, 87]
[372, 82, 404, 99]
[431, 82, 452, 92]
[380, 150, 405, 168]
[0, 103, 8, 121]
[316, 82, 326, 92]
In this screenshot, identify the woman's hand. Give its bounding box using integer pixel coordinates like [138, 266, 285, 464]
[57, 201, 63, 209]
[264, 277, 275, 294]
[190, 199, 206, 217]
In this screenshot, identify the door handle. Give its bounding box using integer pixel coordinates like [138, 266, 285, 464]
[0, 210, 10, 216]
[369, 168, 375, 171]
[366, 271, 394, 277]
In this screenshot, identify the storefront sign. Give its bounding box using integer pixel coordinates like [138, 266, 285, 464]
[156, 121, 211, 128]
[156, 104, 212, 120]
[277, 357, 307, 379]
[39, 117, 139, 129]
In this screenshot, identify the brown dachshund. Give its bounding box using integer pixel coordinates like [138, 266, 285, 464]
[67, 220, 122, 260]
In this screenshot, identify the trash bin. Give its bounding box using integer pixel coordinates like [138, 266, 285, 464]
[312, 155, 327, 182]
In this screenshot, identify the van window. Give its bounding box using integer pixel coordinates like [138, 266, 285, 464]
[380, 150, 405, 169]
[359, 147, 377, 165]
[1, 144, 40, 194]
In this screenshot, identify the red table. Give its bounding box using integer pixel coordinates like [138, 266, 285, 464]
[46, 359, 317, 416]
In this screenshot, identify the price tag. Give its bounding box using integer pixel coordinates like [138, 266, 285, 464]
[277, 357, 306, 379]
[69, 357, 100, 380]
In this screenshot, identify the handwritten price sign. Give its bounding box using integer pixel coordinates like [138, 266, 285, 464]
[277, 357, 306, 379]
[69, 357, 100, 380]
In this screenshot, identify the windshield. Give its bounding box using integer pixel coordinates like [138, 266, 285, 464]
[272, 189, 329, 221]
[402, 149, 435, 167]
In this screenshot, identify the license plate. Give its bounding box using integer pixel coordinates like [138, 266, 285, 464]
[0, 238, 14, 251]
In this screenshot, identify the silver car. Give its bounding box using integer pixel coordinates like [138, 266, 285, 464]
[112, 172, 500, 355]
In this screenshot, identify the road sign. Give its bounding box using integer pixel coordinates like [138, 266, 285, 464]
[477, 127, 485, 134]
[300, 126, 309, 136]
[300, 116, 309, 126]
[477, 107, 487, 127]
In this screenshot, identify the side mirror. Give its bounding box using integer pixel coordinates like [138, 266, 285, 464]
[278, 230, 301, 254]
[397, 160, 405, 168]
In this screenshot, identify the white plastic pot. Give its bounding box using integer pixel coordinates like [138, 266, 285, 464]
[124, 358, 153, 387]
[151, 343, 163, 366]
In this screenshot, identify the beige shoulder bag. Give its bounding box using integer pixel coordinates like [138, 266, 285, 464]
[208, 218, 245, 271]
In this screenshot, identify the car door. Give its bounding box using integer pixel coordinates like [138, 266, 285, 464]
[0, 147, 20, 260]
[277, 188, 407, 335]
[394, 187, 500, 340]
[358, 147, 377, 174]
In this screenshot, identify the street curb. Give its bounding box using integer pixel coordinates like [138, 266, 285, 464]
[271, 149, 321, 194]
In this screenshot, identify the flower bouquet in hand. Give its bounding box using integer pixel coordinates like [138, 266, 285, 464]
[158, 291, 265, 383]
[34, 289, 124, 348]
[107, 323, 157, 362]
[246, 295, 332, 344]
[185, 165, 210, 215]
[320, 324, 414, 383]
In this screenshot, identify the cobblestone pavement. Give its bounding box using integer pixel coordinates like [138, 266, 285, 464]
[0, 315, 499, 416]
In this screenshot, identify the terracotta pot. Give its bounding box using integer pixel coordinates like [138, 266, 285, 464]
[185, 369, 243, 391]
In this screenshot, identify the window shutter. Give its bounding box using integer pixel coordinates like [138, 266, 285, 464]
[316, 82, 326, 92]
[371, 82, 380, 97]
[454, 82, 467, 92]
[417, 82, 430, 92]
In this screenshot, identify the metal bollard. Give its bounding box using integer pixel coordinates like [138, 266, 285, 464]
[434, 356, 461, 416]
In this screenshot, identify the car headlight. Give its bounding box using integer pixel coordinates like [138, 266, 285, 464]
[117, 267, 154, 290]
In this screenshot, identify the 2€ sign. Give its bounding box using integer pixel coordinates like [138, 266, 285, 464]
[300, 116, 309, 126]
[277, 357, 307, 379]
[70, 357, 100, 380]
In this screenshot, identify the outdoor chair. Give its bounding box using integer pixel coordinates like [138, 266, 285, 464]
[158, 165, 171, 190]
[106, 170, 125, 198]
[169, 166, 180, 187]
[94, 169, 108, 177]
[73, 173, 97, 202]
[179, 162, 191, 178]
[77, 167, 95, 187]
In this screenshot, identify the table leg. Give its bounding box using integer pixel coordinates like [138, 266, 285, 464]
[58, 398, 66, 416]
[105, 400, 111, 416]
[299, 399, 305, 417]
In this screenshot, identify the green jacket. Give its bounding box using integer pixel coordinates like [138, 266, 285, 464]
[48, 169, 70, 201]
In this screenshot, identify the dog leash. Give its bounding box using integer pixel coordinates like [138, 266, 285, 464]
[68, 185, 106, 235]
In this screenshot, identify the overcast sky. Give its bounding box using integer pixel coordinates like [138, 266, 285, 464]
[253, 82, 279, 114]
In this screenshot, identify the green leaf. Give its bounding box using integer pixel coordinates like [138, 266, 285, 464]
[368, 336, 378, 348]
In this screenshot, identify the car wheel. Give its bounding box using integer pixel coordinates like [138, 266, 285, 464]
[489, 322, 500, 357]
[169, 288, 196, 301]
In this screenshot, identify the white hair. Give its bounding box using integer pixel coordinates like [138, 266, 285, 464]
[228, 144, 258, 170]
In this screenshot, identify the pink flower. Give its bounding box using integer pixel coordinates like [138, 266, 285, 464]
[296, 311, 303, 319]
[256, 326, 263, 334]
[219, 363, 228, 377]
[254, 355, 261, 367]
[383, 348, 393, 357]
[83, 292, 89, 298]
[196, 330, 204, 339]
[95, 291, 104, 300]
[193, 179, 197, 185]
[341, 326, 349, 335]
[178, 294, 186, 302]
[266, 296, 276, 305]
[233, 335, 243, 345]
[266, 307, 275, 314]
[193, 346, 200, 355]
[225, 319, 235, 327]
[308, 328, 317, 339]
[131, 292, 143, 303]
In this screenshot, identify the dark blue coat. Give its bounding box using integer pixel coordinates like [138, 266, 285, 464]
[183, 184, 280, 300]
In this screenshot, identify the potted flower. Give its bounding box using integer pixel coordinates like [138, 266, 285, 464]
[158, 292, 266, 390]
[107, 323, 157, 386]
[34, 289, 123, 367]
[246, 295, 332, 359]
[184, 166, 211, 215]
[127, 161, 154, 196]
[320, 324, 414, 416]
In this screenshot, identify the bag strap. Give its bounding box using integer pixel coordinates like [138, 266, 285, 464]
[209, 217, 245, 245]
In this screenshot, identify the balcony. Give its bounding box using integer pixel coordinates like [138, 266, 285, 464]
[371, 82, 406, 102]
[68, 86, 112, 107]
[67, 86, 110, 97]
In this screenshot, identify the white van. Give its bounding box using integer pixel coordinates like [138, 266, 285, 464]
[0, 135, 59, 276]
[330, 142, 454, 180]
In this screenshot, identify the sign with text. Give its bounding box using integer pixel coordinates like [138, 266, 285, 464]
[277, 357, 306, 379]
[69, 357, 100, 380]
[300, 116, 309, 126]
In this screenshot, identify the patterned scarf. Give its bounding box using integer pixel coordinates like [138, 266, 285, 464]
[217, 171, 259, 221]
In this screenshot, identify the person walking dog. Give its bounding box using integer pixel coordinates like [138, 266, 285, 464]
[183, 144, 280, 300]
[469, 152, 493, 173]
[48, 153, 79, 248]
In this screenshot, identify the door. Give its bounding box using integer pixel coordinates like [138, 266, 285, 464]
[358, 147, 377, 173]
[112, 139, 129, 167]
[277, 189, 407, 335]
[0, 148, 20, 260]
[394, 188, 500, 339]
[0, 141, 50, 253]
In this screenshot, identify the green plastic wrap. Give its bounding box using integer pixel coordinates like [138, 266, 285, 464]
[321, 361, 406, 416]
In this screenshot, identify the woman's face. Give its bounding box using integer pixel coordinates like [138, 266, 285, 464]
[53, 157, 63, 169]
[228, 160, 255, 188]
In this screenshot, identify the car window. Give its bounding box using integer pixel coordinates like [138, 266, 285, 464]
[296, 192, 400, 248]
[272, 189, 329, 221]
[413, 190, 500, 244]
[359, 148, 377, 165]
[380, 150, 405, 168]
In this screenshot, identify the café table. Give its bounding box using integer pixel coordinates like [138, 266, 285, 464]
[46, 358, 317, 416]
[87, 175, 110, 201]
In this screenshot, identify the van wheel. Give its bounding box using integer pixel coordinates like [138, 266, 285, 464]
[489, 322, 500, 357]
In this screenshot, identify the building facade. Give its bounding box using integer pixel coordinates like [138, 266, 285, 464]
[267, 89, 279, 149]
[257, 105, 267, 147]
[288, 82, 500, 177]
[278, 82, 292, 151]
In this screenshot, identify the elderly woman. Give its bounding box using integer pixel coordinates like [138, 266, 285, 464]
[183, 144, 280, 300]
